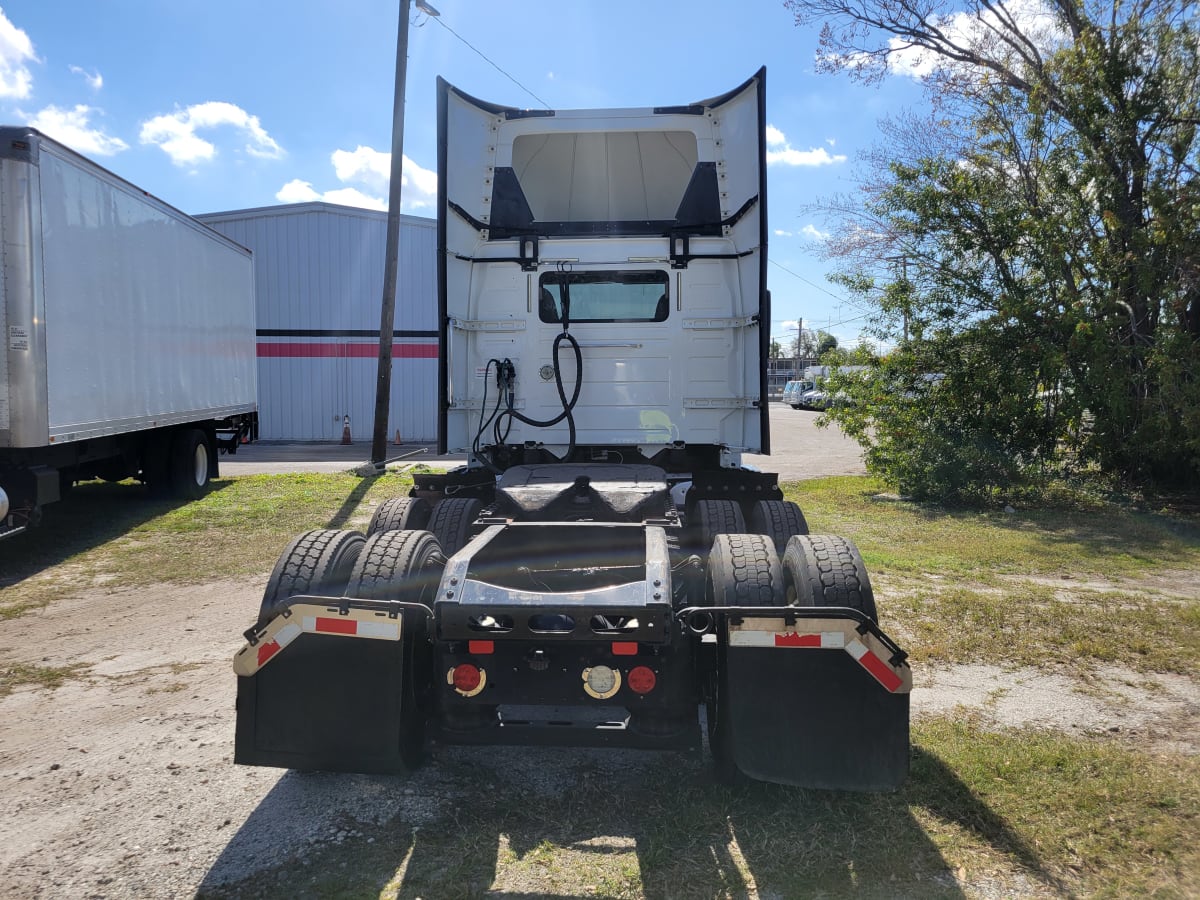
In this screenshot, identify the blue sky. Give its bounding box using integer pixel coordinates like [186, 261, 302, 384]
[0, 0, 927, 348]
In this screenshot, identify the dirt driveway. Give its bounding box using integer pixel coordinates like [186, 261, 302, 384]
[3, 409, 1192, 897]
[219, 404, 866, 482]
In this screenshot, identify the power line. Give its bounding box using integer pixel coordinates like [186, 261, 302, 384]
[420, 13, 552, 110]
[767, 257, 848, 303]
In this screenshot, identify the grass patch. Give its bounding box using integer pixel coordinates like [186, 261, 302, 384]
[0, 662, 89, 696]
[785, 476, 1200, 673]
[887, 580, 1200, 673]
[0, 472, 416, 617]
[198, 719, 1200, 899]
[786, 476, 1200, 581]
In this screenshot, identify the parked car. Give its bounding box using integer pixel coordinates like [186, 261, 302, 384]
[798, 387, 827, 410]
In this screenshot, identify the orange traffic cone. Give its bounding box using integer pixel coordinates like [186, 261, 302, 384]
[341, 415, 352, 445]
[393, 428, 403, 446]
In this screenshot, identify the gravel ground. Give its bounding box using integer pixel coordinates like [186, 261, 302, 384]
[1, 409, 1193, 897]
[4, 582, 1195, 898]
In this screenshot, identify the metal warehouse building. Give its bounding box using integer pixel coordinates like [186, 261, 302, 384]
[196, 202, 438, 443]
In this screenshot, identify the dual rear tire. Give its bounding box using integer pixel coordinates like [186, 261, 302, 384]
[257, 526, 448, 773]
[144, 427, 212, 499]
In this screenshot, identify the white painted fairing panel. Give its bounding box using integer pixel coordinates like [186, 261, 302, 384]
[439, 71, 767, 461]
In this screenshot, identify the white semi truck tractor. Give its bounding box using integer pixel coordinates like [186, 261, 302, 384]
[233, 69, 911, 789]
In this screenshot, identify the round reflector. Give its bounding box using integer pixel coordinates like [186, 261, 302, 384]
[452, 663, 482, 693]
[627, 665, 657, 695]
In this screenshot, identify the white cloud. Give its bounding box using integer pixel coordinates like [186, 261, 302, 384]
[768, 145, 847, 167]
[278, 145, 437, 212]
[0, 10, 36, 99]
[275, 179, 320, 203]
[69, 65, 102, 90]
[139, 101, 283, 166]
[274, 179, 388, 211]
[774, 229, 793, 237]
[331, 145, 390, 193]
[781, 320, 802, 331]
[802, 224, 829, 241]
[26, 105, 127, 156]
[765, 126, 847, 167]
[547, 71, 556, 81]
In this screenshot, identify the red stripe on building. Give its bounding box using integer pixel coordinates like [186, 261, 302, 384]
[858, 650, 903, 692]
[257, 342, 438, 359]
[314, 617, 358, 635]
[775, 632, 821, 648]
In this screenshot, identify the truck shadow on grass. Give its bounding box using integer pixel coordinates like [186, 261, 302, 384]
[198, 745, 1064, 899]
[0, 480, 229, 590]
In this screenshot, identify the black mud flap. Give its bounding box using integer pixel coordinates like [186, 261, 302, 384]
[234, 600, 426, 775]
[723, 613, 910, 791]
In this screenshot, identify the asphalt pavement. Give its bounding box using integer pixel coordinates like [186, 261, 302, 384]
[218, 404, 866, 482]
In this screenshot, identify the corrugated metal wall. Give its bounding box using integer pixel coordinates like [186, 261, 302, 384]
[196, 203, 438, 442]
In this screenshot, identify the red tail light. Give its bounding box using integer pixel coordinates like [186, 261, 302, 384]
[628, 666, 656, 695]
[611, 641, 638, 656]
[452, 664, 482, 693]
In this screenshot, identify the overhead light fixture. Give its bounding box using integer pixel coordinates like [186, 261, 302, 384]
[415, 0, 440, 15]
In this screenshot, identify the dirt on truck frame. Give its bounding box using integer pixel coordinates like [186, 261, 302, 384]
[231, 68, 912, 791]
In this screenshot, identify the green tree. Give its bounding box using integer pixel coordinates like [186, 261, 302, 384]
[789, 0, 1200, 496]
[795, 328, 839, 359]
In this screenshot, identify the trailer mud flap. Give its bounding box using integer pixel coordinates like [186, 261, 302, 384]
[723, 615, 911, 791]
[233, 600, 428, 775]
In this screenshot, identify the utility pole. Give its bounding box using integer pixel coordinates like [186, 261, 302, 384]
[371, 0, 414, 465]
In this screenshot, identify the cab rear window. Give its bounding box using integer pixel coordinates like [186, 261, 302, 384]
[538, 271, 669, 324]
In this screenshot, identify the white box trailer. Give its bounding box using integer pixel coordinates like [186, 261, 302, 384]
[234, 70, 911, 790]
[0, 127, 257, 538]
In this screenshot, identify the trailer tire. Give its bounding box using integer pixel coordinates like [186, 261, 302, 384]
[169, 428, 211, 500]
[692, 499, 746, 555]
[367, 497, 432, 536]
[345, 529, 445, 772]
[781, 534, 877, 620]
[705, 533, 783, 784]
[427, 498, 481, 556]
[258, 529, 366, 626]
[749, 499, 809, 552]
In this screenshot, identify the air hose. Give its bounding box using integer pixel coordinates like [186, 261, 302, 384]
[494, 286, 583, 462]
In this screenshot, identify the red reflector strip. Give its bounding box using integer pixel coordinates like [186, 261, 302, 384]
[857, 649, 903, 692]
[775, 632, 821, 648]
[314, 617, 357, 635]
[845, 637, 904, 692]
[469, 640, 495, 655]
[611, 641, 638, 656]
[257, 640, 281, 667]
